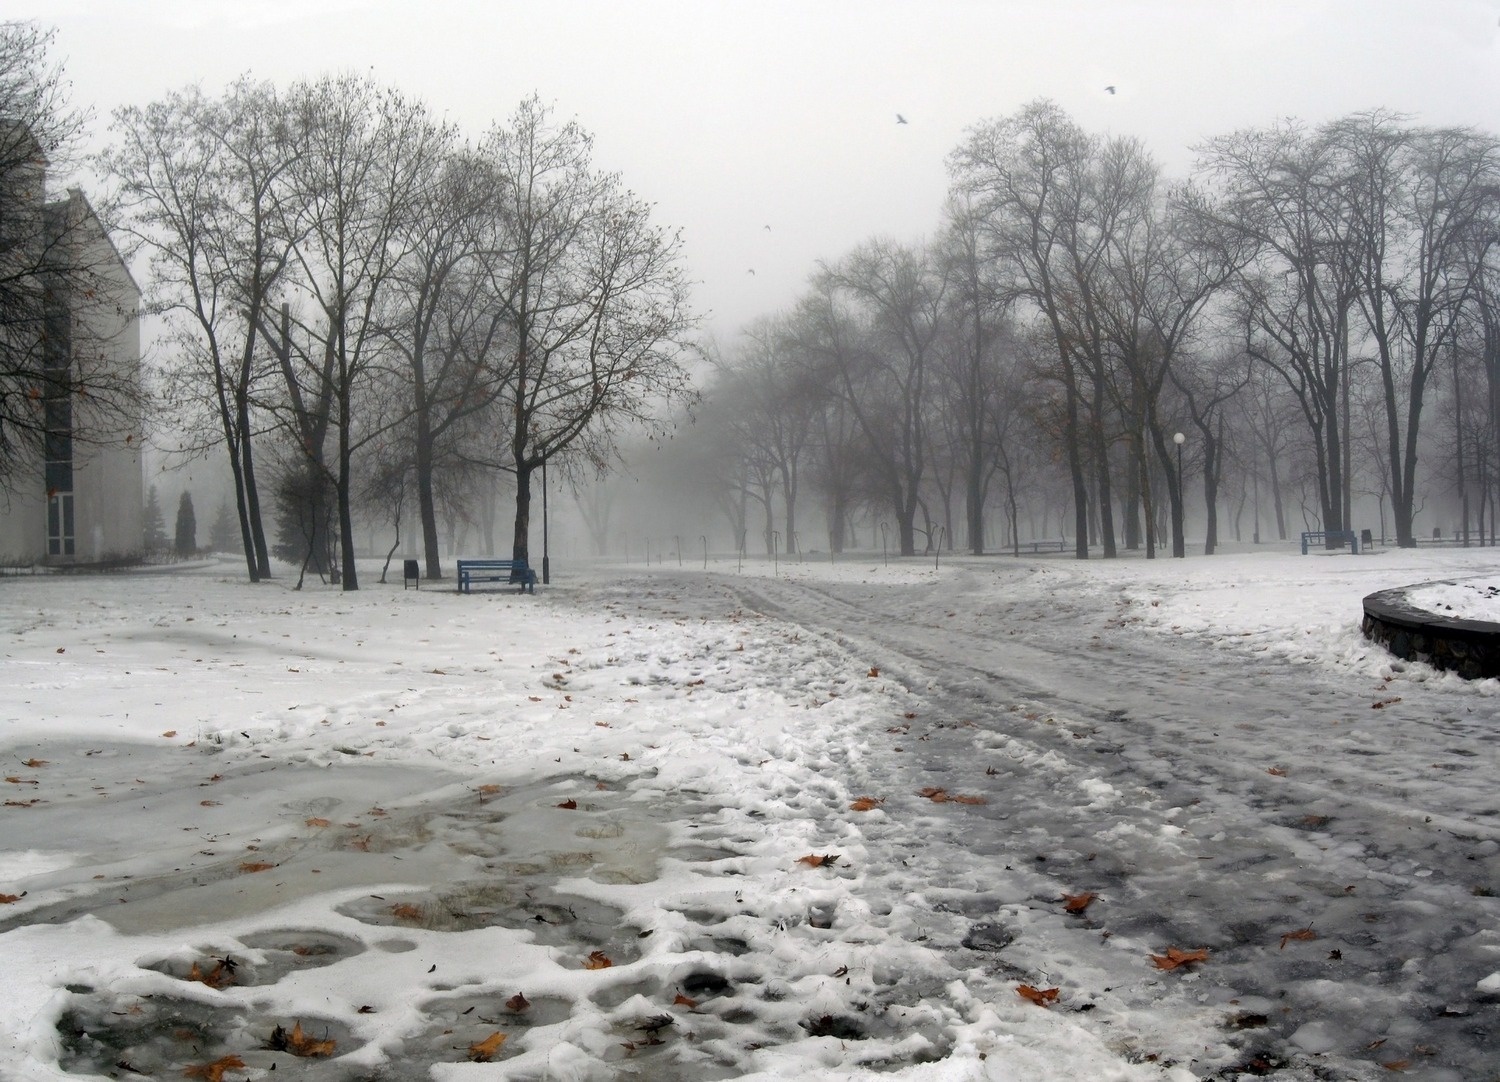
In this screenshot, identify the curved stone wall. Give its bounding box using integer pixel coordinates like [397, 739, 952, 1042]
[1361, 583, 1500, 680]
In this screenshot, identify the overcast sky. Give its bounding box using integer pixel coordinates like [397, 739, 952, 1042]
[15, 0, 1500, 346]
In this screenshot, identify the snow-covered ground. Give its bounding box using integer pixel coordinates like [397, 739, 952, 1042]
[1, 543, 1497, 1081]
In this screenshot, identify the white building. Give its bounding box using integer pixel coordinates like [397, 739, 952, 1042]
[0, 137, 143, 566]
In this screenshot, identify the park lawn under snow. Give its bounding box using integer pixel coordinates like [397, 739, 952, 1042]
[0, 543, 1496, 1081]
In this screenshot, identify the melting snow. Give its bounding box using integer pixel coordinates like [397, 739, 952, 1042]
[1, 543, 1498, 1080]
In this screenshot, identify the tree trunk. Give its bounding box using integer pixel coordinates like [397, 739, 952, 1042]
[511, 461, 533, 566]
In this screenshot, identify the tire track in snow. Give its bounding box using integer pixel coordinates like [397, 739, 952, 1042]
[702, 567, 1500, 1082]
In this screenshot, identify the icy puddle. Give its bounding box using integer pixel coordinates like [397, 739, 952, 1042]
[0, 740, 696, 1079]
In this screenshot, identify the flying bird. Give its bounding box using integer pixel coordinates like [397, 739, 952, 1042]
[764, 224, 771, 231]
[1104, 85, 1116, 95]
[747, 268, 756, 275]
[896, 113, 908, 124]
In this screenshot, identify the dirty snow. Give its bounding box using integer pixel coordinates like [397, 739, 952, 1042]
[1, 542, 1497, 1081]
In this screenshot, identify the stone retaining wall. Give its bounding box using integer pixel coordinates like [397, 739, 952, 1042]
[1361, 583, 1500, 680]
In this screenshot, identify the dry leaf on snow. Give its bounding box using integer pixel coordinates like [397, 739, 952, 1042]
[1017, 984, 1059, 1006]
[1063, 891, 1096, 914]
[848, 796, 884, 812]
[1150, 946, 1209, 970]
[468, 1031, 507, 1062]
[796, 853, 840, 868]
[182, 1054, 247, 1081]
[268, 1020, 336, 1057]
[583, 950, 614, 970]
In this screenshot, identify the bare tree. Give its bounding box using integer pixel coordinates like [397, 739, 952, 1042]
[950, 100, 1148, 558]
[481, 96, 697, 572]
[1335, 113, 1500, 546]
[810, 238, 951, 556]
[1192, 119, 1362, 542]
[279, 75, 451, 590]
[101, 77, 297, 581]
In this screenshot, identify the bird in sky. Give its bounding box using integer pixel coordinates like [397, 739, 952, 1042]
[896, 113, 908, 124]
[747, 268, 756, 275]
[1104, 85, 1116, 94]
[764, 224, 771, 231]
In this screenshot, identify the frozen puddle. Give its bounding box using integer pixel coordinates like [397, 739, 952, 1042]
[0, 740, 712, 1079]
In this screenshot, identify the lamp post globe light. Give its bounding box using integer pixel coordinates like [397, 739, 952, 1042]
[1173, 432, 1185, 559]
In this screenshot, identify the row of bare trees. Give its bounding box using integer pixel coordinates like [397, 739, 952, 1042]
[697, 101, 1500, 558]
[99, 77, 696, 587]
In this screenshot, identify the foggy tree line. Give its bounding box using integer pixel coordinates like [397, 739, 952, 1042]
[98, 74, 696, 588]
[698, 101, 1500, 558]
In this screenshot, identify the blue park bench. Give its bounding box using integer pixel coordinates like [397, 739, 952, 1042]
[1300, 530, 1359, 555]
[456, 558, 537, 594]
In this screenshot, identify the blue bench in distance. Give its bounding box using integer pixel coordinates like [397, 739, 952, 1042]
[456, 558, 537, 594]
[1300, 530, 1359, 555]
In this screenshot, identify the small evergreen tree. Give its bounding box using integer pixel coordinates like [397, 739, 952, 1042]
[174, 491, 197, 557]
[142, 486, 169, 554]
[209, 497, 238, 553]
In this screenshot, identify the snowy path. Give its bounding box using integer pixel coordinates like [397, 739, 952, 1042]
[606, 560, 1500, 1081]
[2, 553, 1497, 1082]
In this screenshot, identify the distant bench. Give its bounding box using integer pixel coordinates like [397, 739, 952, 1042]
[1300, 530, 1359, 555]
[1017, 539, 1069, 553]
[456, 558, 537, 594]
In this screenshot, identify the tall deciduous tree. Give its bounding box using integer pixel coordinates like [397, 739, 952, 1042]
[280, 75, 453, 590]
[811, 238, 950, 556]
[482, 96, 696, 571]
[950, 100, 1142, 558]
[101, 77, 294, 581]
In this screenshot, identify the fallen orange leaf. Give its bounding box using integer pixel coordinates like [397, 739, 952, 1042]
[285, 1020, 336, 1056]
[1017, 984, 1059, 1006]
[952, 794, 988, 805]
[468, 1031, 507, 1062]
[583, 950, 614, 970]
[20, 759, 46, 768]
[238, 862, 275, 873]
[305, 817, 330, 828]
[1150, 946, 1209, 970]
[1279, 928, 1317, 949]
[849, 796, 884, 812]
[162, 730, 177, 738]
[674, 993, 699, 1008]
[187, 959, 236, 989]
[796, 853, 840, 868]
[867, 667, 879, 677]
[1267, 766, 1287, 777]
[505, 992, 530, 1011]
[556, 799, 578, 810]
[390, 903, 424, 921]
[1063, 891, 1096, 914]
[182, 1053, 247, 1081]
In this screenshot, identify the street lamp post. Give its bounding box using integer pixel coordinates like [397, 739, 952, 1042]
[1173, 432, 1185, 559]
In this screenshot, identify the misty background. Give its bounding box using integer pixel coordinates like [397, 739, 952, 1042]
[11, 1, 1500, 586]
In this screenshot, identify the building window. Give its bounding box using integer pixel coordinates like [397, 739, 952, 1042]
[47, 491, 75, 556]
